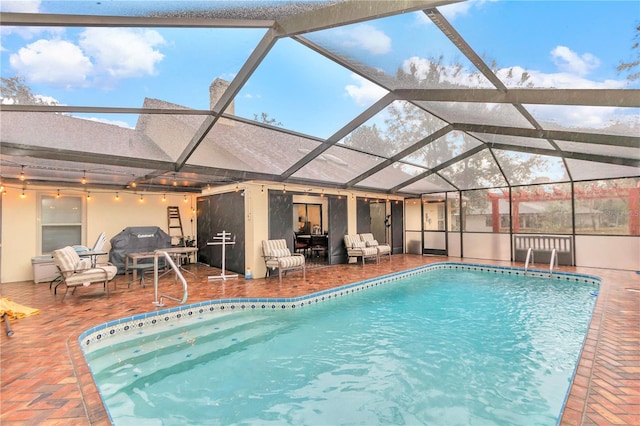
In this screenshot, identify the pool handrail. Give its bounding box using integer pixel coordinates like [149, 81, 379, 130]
[549, 248, 559, 278]
[153, 250, 188, 307]
[524, 247, 534, 276]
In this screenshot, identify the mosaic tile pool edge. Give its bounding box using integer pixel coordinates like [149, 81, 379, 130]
[79, 261, 601, 352]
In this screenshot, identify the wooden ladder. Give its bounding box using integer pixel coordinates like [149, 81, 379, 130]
[167, 206, 184, 246]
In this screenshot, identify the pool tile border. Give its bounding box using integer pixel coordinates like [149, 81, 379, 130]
[79, 261, 601, 352]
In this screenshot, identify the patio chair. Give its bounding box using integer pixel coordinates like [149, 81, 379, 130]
[343, 234, 379, 265]
[52, 246, 117, 301]
[360, 233, 391, 262]
[262, 239, 306, 283]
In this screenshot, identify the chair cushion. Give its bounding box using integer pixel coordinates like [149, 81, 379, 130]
[376, 244, 391, 254]
[271, 248, 291, 257]
[63, 265, 117, 287]
[365, 240, 378, 247]
[278, 256, 305, 268]
[361, 247, 378, 256]
[53, 246, 82, 277]
[351, 241, 366, 249]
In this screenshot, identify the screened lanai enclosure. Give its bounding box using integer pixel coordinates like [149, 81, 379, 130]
[1, 0, 639, 270]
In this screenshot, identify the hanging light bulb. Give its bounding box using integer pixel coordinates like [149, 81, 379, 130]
[130, 174, 137, 188]
[162, 194, 166, 202]
[321, 189, 324, 197]
[86, 191, 91, 200]
[81, 170, 87, 185]
[261, 185, 264, 193]
[283, 185, 287, 194]
[115, 192, 120, 200]
[235, 183, 239, 192]
[183, 195, 188, 203]
[139, 194, 144, 202]
[19, 165, 26, 181]
[20, 186, 26, 198]
[56, 189, 60, 198]
[172, 173, 178, 187]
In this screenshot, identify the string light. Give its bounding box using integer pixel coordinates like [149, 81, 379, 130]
[19, 165, 26, 181]
[81, 170, 87, 185]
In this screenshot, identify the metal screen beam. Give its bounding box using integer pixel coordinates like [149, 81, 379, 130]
[453, 123, 639, 147]
[394, 88, 640, 108]
[0, 12, 273, 28]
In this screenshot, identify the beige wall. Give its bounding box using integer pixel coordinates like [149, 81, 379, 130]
[2, 182, 399, 283]
[1, 186, 196, 283]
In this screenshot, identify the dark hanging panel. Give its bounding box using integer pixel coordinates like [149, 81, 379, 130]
[391, 200, 404, 255]
[356, 198, 371, 234]
[327, 196, 348, 264]
[196, 197, 211, 264]
[197, 192, 245, 274]
[268, 190, 294, 249]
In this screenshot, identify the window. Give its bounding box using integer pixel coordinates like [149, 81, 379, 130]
[575, 178, 640, 236]
[39, 194, 85, 254]
[293, 203, 322, 234]
[512, 183, 572, 234]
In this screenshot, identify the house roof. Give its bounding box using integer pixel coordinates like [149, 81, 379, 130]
[1, 1, 638, 195]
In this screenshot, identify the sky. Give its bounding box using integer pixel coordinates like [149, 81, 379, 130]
[0, 0, 638, 139]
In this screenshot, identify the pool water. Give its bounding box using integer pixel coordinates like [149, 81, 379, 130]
[85, 268, 598, 425]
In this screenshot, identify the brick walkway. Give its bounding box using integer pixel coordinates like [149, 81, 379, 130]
[1, 255, 638, 425]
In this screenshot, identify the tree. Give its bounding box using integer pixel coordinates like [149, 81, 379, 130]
[617, 24, 640, 81]
[0, 76, 58, 105]
[253, 112, 282, 127]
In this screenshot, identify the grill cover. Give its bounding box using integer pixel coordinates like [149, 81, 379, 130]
[109, 226, 171, 273]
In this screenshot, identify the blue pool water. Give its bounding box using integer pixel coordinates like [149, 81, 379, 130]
[83, 265, 599, 425]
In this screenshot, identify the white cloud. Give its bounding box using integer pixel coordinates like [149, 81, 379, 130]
[80, 116, 134, 129]
[551, 46, 600, 76]
[9, 39, 93, 87]
[344, 73, 388, 106]
[337, 24, 391, 55]
[1, 0, 41, 13]
[402, 53, 625, 90]
[79, 28, 165, 79]
[0, 0, 60, 39]
[494, 65, 625, 89]
[7, 28, 166, 89]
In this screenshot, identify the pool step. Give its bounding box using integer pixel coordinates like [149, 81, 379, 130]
[88, 314, 291, 396]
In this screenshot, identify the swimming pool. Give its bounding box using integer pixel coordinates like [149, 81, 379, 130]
[81, 263, 600, 425]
